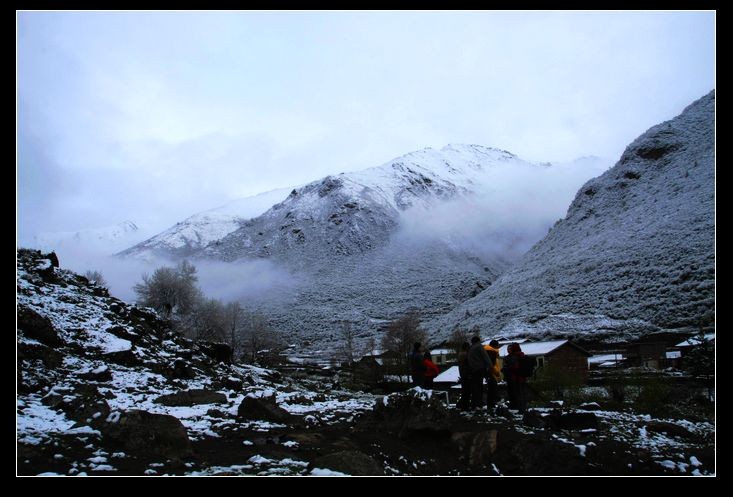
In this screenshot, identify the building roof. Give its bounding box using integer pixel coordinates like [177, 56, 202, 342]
[363, 349, 385, 357]
[483, 338, 528, 346]
[588, 353, 624, 364]
[498, 339, 590, 357]
[434, 365, 460, 383]
[676, 333, 716, 347]
[430, 348, 453, 355]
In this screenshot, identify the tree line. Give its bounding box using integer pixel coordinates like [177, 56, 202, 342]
[130, 260, 283, 365]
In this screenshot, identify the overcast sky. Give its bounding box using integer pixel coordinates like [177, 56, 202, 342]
[17, 11, 714, 243]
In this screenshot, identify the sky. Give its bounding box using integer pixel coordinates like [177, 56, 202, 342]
[17, 11, 715, 243]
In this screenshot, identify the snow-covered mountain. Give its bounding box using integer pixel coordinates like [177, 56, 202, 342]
[124, 145, 545, 263]
[426, 91, 715, 343]
[119, 144, 608, 349]
[33, 221, 143, 254]
[118, 188, 291, 260]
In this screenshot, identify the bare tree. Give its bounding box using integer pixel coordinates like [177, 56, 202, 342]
[382, 310, 427, 375]
[84, 270, 108, 288]
[240, 311, 283, 365]
[449, 327, 471, 357]
[133, 260, 201, 319]
[223, 302, 246, 359]
[181, 298, 226, 342]
[337, 321, 358, 368]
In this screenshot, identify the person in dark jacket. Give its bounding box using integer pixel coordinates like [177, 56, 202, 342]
[502, 342, 528, 412]
[467, 336, 493, 409]
[456, 342, 472, 410]
[423, 351, 440, 389]
[410, 342, 426, 388]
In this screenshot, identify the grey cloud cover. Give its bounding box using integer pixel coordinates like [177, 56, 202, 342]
[17, 11, 714, 242]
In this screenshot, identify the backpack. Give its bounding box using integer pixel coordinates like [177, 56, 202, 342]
[518, 355, 537, 377]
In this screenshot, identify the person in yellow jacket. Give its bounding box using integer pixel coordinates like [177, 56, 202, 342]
[483, 339, 502, 409]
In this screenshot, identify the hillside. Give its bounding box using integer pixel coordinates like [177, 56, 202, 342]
[427, 91, 715, 343]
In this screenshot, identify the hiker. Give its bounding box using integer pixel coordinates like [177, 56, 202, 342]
[457, 342, 472, 410]
[423, 351, 440, 389]
[502, 342, 529, 412]
[467, 336, 493, 410]
[483, 339, 502, 410]
[410, 342, 426, 388]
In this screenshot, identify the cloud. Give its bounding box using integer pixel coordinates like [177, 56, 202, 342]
[394, 158, 610, 261]
[50, 245, 301, 308]
[17, 11, 714, 241]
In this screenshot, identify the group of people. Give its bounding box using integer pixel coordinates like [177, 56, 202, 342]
[453, 337, 530, 412]
[409, 337, 531, 412]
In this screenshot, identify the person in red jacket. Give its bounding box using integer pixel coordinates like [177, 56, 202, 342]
[423, 351, 440, 389]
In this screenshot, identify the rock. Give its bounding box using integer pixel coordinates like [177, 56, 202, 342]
[451, 430, 498, 467]
[105, 325, 139, 343]
[102, 410, 192, 459]
[103, 349, 140, 367]
[645, 421, 692, 438]
[368, 388, 450, 438]
[311, 450, 384, 476]
[17, 342, 64, 368]
[237, 394, 294, 423]
[522, 410, 547, 429]
[17, 307, 62, 346]
[44, 384, 111, 429]
[222, 377, 243, 391]
[167, 359, 196, 380]
[546, 411, 599, 430]
[198, 342, 232, 364]
[79, 367, 113, 383]
[154, 389, 227, 406]
[45, 252, 59, 268]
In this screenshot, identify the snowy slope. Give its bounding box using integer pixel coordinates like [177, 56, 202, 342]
[201, 145, 546, 264]
[426, 91, 715, 342]
[118, 188, 291, 260]
[16, 249, 377, 475]
[34, 221, 143, 255]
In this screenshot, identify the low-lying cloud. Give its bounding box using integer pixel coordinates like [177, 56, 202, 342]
[395, 158, 610, 262]
[37, 246, 301, 308]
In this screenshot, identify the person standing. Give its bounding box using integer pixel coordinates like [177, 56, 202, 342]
[410, 342, 426, 388]
[467, 336, 493, 410]
[483, 339, 502, 410]
[423, 351, 440, 389]
[502, 342, 529, 412]
[457, 342, 472, 410]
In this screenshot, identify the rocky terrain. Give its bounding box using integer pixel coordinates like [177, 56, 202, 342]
[17, 250, 714, 476]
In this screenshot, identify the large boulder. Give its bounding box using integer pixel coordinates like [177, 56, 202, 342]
[237, 393, 294, 423]
[17, 307, 62, 346]
[311, 450, 384, 476]
[154, 389, 227, 406]
[43, 384, 110, 429]
[102, 410, 193, 459]
[451, 430, 498, 467]
[545, 411, 599, 431]
[368, 388, 450, 438]
[166, 359, 196, 380]
[198, 342, 232, 364]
